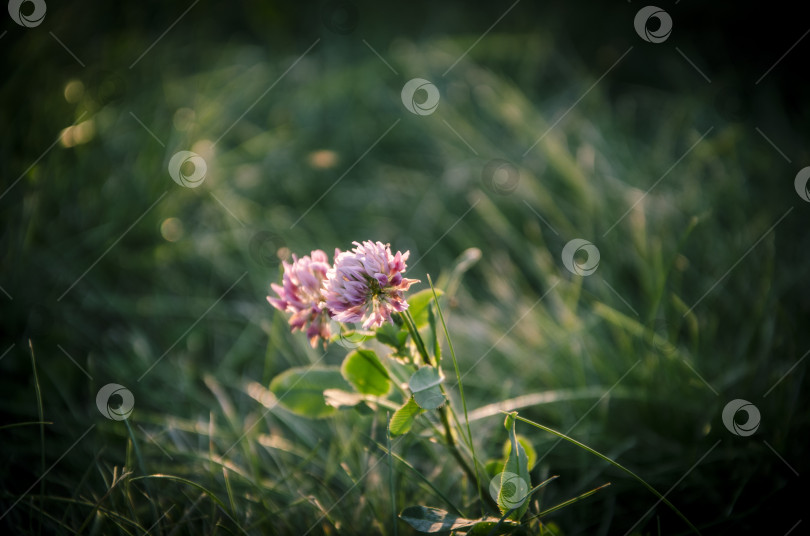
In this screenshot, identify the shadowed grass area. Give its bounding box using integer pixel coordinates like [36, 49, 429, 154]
[2, 2, 808, 535]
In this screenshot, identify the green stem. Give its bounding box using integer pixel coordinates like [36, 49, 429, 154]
[387, 413, 398, 536]
[403, 292, 494, 511]
[529, 482, 610, 520]
[372, 440, 465, 517]
[397, 313, 463, 487]
[401, 310, 432, 366]
[438, 405, 497, 511]
[427, 275, 485, 514]
[509, 413, 702, 536]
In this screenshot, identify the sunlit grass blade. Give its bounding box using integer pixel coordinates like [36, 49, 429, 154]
[531, 482, 611, 519]
[428, 274, 484, 512]
[508, 413, 701, 535]
[0, 421, 53, 431]
[75, 468, 133, 534]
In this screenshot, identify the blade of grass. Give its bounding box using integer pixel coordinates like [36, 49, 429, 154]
[24, 501, 79, 535]
[401, 310, 431, 366]
[209, 411, 216, 529]
[124, 419, 147, 480]
[531, 482, 611, 519]
[144, 504, 175, 536]
[387, 413, 398, 536]
[124, 419, 161, 529]
[29, 340, 44, 536]
[427, 304, 441, 364]
[222, 467, 237, 518]
[371, 440, 465, 517]
[433, 404, 484, 508]
[428, 274, 483, 513]
[28, 495, 149, 532]
[124, 436, 138, 524]
[508, 413, 701, 535]
[404, 303, 480, 499]
[62, 446, 105, 527]
[75, 469, 133, 534]
[130, 475, 237, 522]
[169, 492, 207, 536]
[0, 421, 53, 430]
[645, 216, 700, 324]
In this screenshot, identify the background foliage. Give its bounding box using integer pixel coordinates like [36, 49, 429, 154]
[2, 1, 808, 534]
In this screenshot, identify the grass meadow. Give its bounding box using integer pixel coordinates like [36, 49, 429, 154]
[2, 1, 808, 534]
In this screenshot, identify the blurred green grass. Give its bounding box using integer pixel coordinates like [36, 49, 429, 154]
[2, 2, 809, 534]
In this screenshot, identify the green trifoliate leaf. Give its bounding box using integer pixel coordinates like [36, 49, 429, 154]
[408, 366, 445, 410]
[495, 412, 531, 520]
[341, 349, 391, 396]
[502, 434, 538, 471]
[375, 323, 411, 362]
[389, 396, 422, 436]
[269, 367, 350, 418]
[408, 288, 444, 328]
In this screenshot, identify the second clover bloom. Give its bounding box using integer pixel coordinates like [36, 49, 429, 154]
[267, 250, 332, 348]
[324, 240, 420, 329]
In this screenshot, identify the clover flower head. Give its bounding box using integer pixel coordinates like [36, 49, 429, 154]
[267, 250, 332, 348]
[323, 240, 420, 329]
